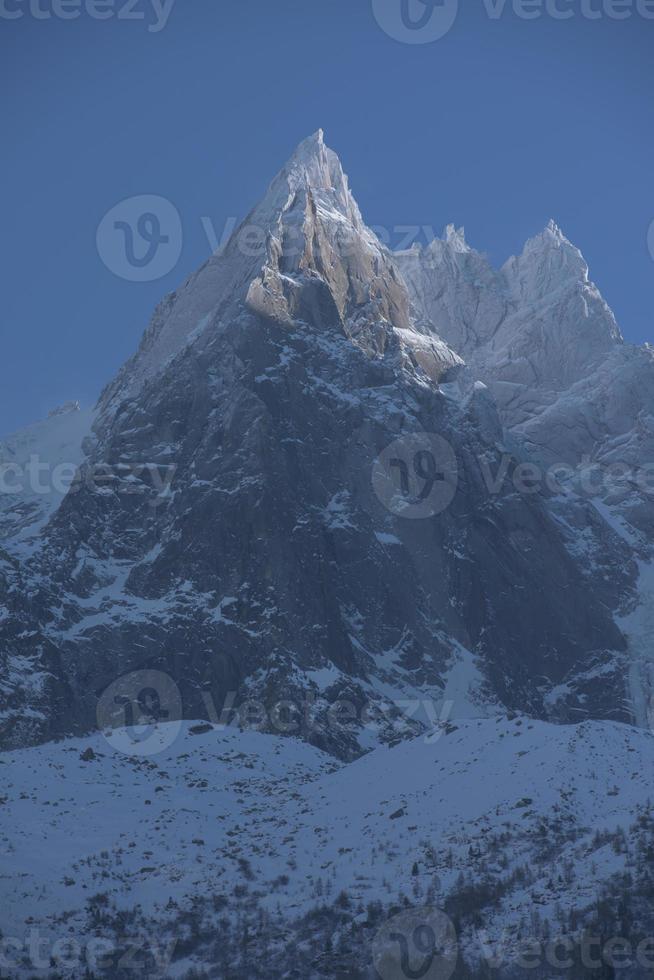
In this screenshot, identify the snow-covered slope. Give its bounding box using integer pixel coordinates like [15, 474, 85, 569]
[2, 717, 654, 975]
[0, 403, 93, 556]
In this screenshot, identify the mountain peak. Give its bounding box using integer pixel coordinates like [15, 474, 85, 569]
[534, 220, 586, 258]
[279, 129, 328, 175]
[443, 223, 470, 253]
[294, 128, 325, 154]
[527, 219, 577, 252]
[100, 132, 391, 410]
[502, 219, 589, 298]
[266, 129, 360, 226]
[47, 400, 81, 419]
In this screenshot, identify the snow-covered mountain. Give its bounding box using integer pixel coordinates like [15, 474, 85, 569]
[397, 220, 623, 420]
[100, 130, 462, 416]
[396, 219, 653, 482]
[2, 132, 644, 761]
[4, 131, 654, 977]
[397, 219, 654, 737]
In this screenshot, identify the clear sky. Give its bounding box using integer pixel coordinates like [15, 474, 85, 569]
[1, 0, 653, 436]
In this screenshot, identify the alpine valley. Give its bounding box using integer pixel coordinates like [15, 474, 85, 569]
[2, 133, 654, 979]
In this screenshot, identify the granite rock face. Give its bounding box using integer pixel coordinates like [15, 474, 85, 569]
[0, 134, 646, 756]
[398, 220, 654, 728]
[396, 221, 647, 472]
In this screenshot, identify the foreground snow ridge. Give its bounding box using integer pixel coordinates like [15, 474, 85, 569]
[2, 717, 654, 975]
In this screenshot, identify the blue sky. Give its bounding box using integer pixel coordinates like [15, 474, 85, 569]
[1, 0, 653, 435]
